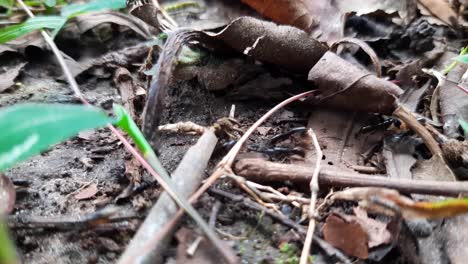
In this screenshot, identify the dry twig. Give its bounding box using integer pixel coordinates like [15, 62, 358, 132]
[234, 158, 468, 196]
[300, 129, 322, 264]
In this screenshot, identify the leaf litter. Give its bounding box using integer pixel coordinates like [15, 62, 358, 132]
[3, 0, 468, 263]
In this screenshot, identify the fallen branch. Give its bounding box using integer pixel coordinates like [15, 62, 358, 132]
[234, 159, 468, 197]
[300, 129, 322, 264]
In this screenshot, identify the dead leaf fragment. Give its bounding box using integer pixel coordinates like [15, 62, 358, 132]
[0, 174, 16, 215]
[322, 213, 369, 259]
[241, 0, 317, 31]
[209, 16, 328, 74]
[74, 183, 98, 200]
[0, 62, 26, 93]
[307, 51, 402, 115]
[73, 11, 152, 39]
[418, 0, 458, 26]
[353, 207, 392, 248]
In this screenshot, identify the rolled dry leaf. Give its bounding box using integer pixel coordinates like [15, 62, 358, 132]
[307, 51, 402, 115]
[207, 16, 328, 74]
[240, 0, 317, 31]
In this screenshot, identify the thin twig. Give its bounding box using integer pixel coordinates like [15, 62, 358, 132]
[300, 129, 322, 264]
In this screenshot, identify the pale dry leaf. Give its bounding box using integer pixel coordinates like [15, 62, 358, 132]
[74, 183, 99, 200]
[417, 0, 458, 26]
[353, 207, 392, 248]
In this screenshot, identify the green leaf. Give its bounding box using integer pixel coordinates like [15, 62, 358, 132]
[0, 104, 113, 172]
[113, 104, 153, 156]
[0, 16, 66, 44]
[60, 0, 126, 18]
[43, 0, 56, 7]
[0, 0, 13, 9]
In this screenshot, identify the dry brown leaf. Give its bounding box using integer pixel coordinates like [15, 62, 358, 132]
[353, 207, 392, 248]
[242, 0, 416, 44]
[322, 213, 369, 259]
[73, 11, 152, 39]
[241, 0, 317, 31]
[208, 16, 328, 74]
[417, 0, 458, 26]
[307, 51, 402, 115]
[74, 183, 98, 200]
[0, 174, 16, 215]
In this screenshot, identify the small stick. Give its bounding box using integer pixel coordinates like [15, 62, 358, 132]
[392, 105, 443, 158]
[300, 129, 322, 264]
[234, 159, 468, 197]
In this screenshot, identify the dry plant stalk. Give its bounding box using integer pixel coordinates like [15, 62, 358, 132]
[300, 129, 323, 264]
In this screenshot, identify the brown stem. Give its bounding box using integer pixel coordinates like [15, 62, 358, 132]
[392, 105, 443, 157]
[234, 159, 468, 197]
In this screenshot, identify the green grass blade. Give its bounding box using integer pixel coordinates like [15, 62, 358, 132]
[0, 16, 66, 44]
[113, 104, 155, 157]
[60, 0, 126, 18]
[0, 103, 113, 172]
[0, 218, 17, 264]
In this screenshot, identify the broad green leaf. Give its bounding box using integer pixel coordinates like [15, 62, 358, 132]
[0, 16, 66, 44]
[0, 104, 113, 172]
[60, 0, 126, 18]
[0, 0, 13, 9]
[460, 118, 468, 134]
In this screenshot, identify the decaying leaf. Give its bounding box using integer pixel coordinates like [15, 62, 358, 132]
[417, 0, 458, 26]
[208, 16, 328, 74]
[0, 174, 15, 215]
[72, 11, 152, 40]
[438, 53, 468, 138]
[307, 51, 402, 115]
[74, 183, 98, 200]
[240, 0, 317, 31]
[322, 213, 369, 259]
[0, 62, 26, 93]
[353, 207, 392, 248]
